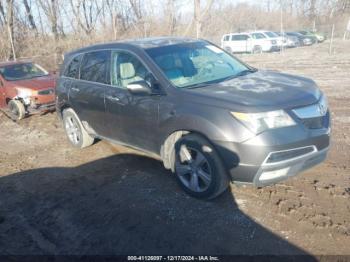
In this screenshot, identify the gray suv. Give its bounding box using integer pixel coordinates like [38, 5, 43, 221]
[56, 37, 331, 199]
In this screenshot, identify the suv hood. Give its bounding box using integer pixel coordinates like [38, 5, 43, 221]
[9, 75, 56, 91]
[184, 70, 321, 112]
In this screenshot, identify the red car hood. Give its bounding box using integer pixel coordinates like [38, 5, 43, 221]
[10, 75, 56, 91]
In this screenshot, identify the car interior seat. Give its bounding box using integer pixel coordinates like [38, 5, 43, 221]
[156, 55, 188, 86]
[119, 62, 142, 87]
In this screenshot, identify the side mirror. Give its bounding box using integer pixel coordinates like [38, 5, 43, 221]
[127, 80, 152, 95]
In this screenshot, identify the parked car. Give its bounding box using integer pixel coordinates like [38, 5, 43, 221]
[249, 31, 280, 51]
[0, 61, 56, 120]
[221, 32, 274, 53]
[253, 30, 285, 49]
[298, 30, 326, 43]
[274, 32, 299, 48]
[286, 32, 316, 46]
[56, 37, 331, 199]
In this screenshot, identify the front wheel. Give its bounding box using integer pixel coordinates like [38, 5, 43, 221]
[174, 134, 229, 199]
[252, 45, 262, 54]
[8, 99, 26, 120]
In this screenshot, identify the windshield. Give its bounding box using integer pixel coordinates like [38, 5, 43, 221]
[0, 63, 48, 81]
[265, 31, 278, 38]
[146, 42, 249, 88]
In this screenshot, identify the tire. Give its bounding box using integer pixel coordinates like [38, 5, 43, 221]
[224, 47, 232, 53]
[252, 45, 262, 54]
[8, 99, 26, 121]
[62, 108, 94, 148]
[173, 134, 229, 199]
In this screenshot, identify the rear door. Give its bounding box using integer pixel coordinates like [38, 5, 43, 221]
[69, 50, 111, 137]
[58, 53, 83, 111]
[0, 76, 6, 108]
[231, 34, 248, 52]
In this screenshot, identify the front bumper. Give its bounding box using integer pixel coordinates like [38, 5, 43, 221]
[213, 124, 331, 187]
[21, 94, 56, 114]
[269, 45, 281, 52]
[252, 145, 328, 186]
[27, 102, 56, 114]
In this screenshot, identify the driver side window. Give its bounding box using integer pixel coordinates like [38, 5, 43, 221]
[111, 51, 150, 89]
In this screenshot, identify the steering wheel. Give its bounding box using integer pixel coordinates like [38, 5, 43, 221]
[197, 61, 215, 76]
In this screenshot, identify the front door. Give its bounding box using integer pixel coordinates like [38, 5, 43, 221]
[105, 51, 160, 153]
[69, 50, 111, 137]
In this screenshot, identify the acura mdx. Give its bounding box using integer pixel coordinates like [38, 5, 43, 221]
[56, 37, 331, 199]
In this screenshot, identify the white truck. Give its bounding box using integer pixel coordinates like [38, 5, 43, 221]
[221, 32, 277, 53]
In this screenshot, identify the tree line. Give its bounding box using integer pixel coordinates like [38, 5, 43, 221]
[0, 0, 349, 64]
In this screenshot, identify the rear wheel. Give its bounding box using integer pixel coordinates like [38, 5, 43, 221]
[174, 134, 229, 199]
[252, 45, 262, 54]
[63, 108, 94, 148]
[8, 99, 25, 121]
[224, 47, 232, 53]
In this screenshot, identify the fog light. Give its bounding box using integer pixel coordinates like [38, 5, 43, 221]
[259, 167, 290, 181]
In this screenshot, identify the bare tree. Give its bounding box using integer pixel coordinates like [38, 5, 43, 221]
[105, 0, 129, 39]
[129, 0, 147, 36]
[37, 0, 59, 40]
[0, 0, 16, 59]
[166, 0, 177, 35]
[70, 0, 102, 35]
[183, 0, 213, 38]
[23, 0, 37, 31]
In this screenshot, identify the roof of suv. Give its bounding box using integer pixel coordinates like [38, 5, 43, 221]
[66, 37, 201, 57]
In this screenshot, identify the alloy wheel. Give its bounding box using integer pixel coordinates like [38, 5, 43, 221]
[175, 145, 212, 193]
[65, 116, 81, 145]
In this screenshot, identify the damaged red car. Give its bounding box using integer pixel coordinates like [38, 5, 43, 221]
[0, 61, 56, 120]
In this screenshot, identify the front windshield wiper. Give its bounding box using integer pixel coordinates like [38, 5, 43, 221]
[236, 68, 257, 76]
[220, 68, 257, 82]
[185, 83, 212, 89]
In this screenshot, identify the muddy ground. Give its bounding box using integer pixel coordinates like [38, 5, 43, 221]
[0, 40, 349, 256]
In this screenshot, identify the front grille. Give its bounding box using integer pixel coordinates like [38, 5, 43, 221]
[38, 88, 54, 95]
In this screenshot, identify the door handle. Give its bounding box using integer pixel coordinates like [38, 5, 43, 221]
[106, 95, 120, 101]
[71, 87, 80, 92]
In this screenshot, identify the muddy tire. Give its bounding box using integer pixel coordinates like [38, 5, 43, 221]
[252, 45, 262, 54]
[8, 99, 26, 121]
[63, 108, 94, 148]
[173, 134, 229, 199]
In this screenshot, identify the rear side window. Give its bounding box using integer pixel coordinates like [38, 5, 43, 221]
[80, 51, 111, 84]
[64, 54, 82, 78]
[231, 35, 249, 41]
[223, 35, 230, 41]
[252, 33, 266, 39]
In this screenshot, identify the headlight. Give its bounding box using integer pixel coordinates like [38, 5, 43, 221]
[16, 87, 35, 98]
[231, 110, 296, 134]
